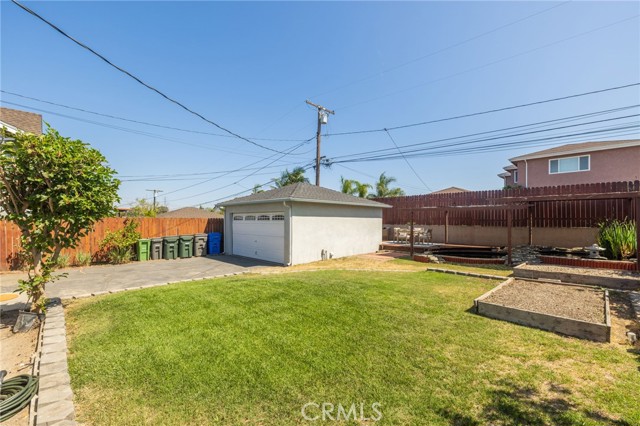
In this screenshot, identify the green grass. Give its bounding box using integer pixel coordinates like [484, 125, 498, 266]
[66, 271, 639, 425]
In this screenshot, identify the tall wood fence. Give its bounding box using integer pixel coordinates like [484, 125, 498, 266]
[373, 181, 640, 228]
[0, 217, 223, 271]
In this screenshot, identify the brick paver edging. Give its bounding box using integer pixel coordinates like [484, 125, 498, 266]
[32, 299, 77, 426]
[426, 268, 507, 281]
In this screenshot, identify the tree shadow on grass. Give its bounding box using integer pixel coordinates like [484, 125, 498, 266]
[438, 379, 631, 426]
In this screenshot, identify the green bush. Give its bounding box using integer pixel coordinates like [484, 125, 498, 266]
[99, 220, 141, 264]
[74, 251, 92, 267]
[597, 219, 637, 260]
[54, 254, 70, 269]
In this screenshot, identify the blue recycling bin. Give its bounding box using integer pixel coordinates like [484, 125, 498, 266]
[207, 232, 222, 255]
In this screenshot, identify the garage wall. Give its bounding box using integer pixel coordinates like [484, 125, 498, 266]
[224, 202, 291, 263]
[291, 203, 383, 265]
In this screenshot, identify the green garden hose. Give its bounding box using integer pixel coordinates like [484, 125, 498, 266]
[0, 374, 39, 422]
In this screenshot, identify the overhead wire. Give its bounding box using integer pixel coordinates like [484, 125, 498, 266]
[10, 0, 288, 153]
[384, 129, 433, 192]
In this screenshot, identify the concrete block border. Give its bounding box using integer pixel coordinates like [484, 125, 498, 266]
[513, 262, 640, 291]
[630, 292, 640, 321]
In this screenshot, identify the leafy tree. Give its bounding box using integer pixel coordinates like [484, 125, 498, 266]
[0, 126, 120, 313]
[127, 198, 167, 217]
[353, 181, 372, 198]
[274, 166, 308, 188]
[369, 172, 405, 198]
[99, 219, 141, 264]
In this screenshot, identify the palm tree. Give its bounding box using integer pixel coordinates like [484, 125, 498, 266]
[370, 172, 405, 198]
[274, 166, 309, 188]
[252, 184, 265, 194]
[353, 180, 372, 198]
[340, 176, 357, 195]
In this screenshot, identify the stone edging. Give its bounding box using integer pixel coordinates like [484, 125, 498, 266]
[426, 268, 507, 281]
[32, 299, 76, 426]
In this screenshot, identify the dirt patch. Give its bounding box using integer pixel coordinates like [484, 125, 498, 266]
[483, 280, 606, 324]
[0, 311, 39, 425]
[519, 263, 640, 279]
[608, 291, 640, 346]
[254, 253, 428, 273]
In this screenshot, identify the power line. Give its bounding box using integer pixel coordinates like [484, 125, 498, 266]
[324, 83, 640, 137]
[329, 106, 640, 160]
[332, 125, 639, 164]
[10, 0, 286, 154]
[0, 90, 311, 142]
[384, 129, 432, 192]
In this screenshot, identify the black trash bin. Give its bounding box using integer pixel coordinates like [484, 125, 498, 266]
[151, 238, 163, 260]
[194, 233, 207, 256]
[163, 236, 179, 260]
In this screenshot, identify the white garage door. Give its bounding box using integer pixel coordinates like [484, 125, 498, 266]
[232, 212, 285, 264]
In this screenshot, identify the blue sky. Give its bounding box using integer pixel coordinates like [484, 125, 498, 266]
[2, 1, 639, 208]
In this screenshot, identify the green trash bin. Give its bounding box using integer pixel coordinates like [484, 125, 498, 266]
[137, 239, 150, 261]
[163, 236, 179, 260]
[178, 235, 194, 258]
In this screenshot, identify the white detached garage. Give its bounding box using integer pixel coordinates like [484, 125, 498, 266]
[219, 182, 390, 265]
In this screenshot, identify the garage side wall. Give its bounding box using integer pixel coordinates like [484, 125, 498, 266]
[291, 203, 382, 265]
[224, 202, 291, 264]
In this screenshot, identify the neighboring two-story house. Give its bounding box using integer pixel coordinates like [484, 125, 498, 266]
[498, 140, 640, 188]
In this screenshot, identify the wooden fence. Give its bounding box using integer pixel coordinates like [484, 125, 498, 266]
[0, 217, 224, 271]
[373, 181, 640, 228]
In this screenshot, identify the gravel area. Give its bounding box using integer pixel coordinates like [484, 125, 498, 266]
[518, 264, 639, 279]
[483, 280, 606, 324]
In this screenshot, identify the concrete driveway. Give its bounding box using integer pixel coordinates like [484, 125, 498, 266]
[0, 255, 277, 311]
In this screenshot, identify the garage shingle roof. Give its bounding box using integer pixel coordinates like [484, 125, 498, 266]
[219, 182, 391, 208]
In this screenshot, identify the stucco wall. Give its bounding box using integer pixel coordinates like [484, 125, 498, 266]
[223, 201, 292, 263]
[515, 146, 640, 187]
[388, 225, 598, 247]
[291, 203, 383, 265]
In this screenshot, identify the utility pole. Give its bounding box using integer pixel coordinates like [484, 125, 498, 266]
[146, 189, 163, 212]
[305, 100, 334, 186]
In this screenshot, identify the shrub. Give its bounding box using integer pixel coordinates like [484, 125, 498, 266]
[597, 219, 637, 260]
[54, 254, 70, 269]
[99, 220, 141, 264]
[74, 251, 92, 267]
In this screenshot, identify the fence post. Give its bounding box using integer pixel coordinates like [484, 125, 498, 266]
[507, 208, 513, 265]
[636, 196, 640, 272]
[528, 204, 533, 246]
[444, 210, 449, 244]
[410, 210, 415, 258]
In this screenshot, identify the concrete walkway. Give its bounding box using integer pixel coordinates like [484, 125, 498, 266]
[0, 255, 276, 311]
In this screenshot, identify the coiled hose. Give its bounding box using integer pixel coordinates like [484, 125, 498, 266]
[0, 374, 39, 422]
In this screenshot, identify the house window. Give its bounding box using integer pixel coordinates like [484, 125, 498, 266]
[257, 215, 270, 221]
[513, 170, 519, 183]
[549, 155, 590, 174]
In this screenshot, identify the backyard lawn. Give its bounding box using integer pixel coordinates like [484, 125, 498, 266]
[65, 270, 639, 425]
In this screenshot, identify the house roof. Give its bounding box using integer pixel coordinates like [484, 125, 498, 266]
[510, 139, 640, 162]
[0, 107, 43, 134]
[431, 186, 470, 194]
[158, 207, 223, 218]
[497, 172, 511, 178]
[219, 182, 391, 208]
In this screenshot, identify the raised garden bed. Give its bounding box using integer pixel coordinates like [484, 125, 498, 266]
[413, 254, 504, 265]
[540, 255, 637, 271]
[474, 278, 611, 342]
[514, 262, 640, 290]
